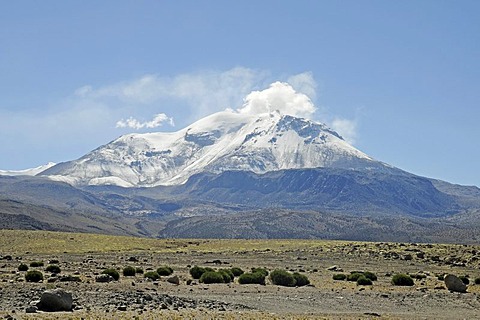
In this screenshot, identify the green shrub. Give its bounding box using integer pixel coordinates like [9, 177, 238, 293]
[48, 259, 60, 264]
[251, 268, 268, 277]
[45, 265, 61, 274]
[29, 261, 44, 267]
[230, 267, 244, 277]
[333, 273, 346, 281]
[18, 264, 29, 272]
[459, 276, 470, 285]
[292, 272, 310, 287]
[219, 269, 234, 282]
[157, 266, 174, 276]
[144, 271, 160, 280]
[135, 267, 144, 274]
[238, 272, 266, 285]
[475, 277, 480, 285]
[392, 274, 414, 286]
[123, 266, 136, 276]
[270, 269, 296, 287]
[347, 272, 364, 282]
[363, 271, 378, 281]
[25, 270, 43, 282]
[190, 266, 206, 279]
[102, 268, 120, 281]
[199, 271, 225, 284]
[356, 275, 373, 285]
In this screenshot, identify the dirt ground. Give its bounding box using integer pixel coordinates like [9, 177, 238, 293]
[1, 233, 480, 319]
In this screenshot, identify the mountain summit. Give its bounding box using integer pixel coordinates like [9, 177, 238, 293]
[41, 83, 388, 187]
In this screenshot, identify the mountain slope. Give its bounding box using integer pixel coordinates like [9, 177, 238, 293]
[40, 111, 387, 187]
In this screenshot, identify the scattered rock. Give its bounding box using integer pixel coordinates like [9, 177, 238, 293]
[327, 265, 343, 272]
[118, 305, 127, 311]
[444, 274, 467, 293]
[95, 274, 113, 283]
[167, 275, 180, 285]
[37, 289, 73, 312]
[25, 306, 37, 313]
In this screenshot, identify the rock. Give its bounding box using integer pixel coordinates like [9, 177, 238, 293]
[444, 274, 467, 293]
[327, 265, 343, 272]
[127, 256, 138, 262]
[167, 275, 180, 285]
[118, 305, 127, 311]
[95, 274, 113, 283]
[25, 306, 37, 313]
[37, 289, 73, 312]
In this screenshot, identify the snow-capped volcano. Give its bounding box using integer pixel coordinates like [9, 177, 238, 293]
[40, 82, 388, 187]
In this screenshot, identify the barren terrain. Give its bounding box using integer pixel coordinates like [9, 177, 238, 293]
[1, 230, 480, 319]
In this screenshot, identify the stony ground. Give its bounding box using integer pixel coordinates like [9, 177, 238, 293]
[1, 231, 480, 319]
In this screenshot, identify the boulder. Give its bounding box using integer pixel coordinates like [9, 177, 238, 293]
[37, 289, 73, 311]
[167, 275, 180, 285]
[95, 274, 113, 283]
[444, 274, 467, 293]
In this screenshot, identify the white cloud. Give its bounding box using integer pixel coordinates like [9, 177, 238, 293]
[331, 118, 357, 144]
[287, 72, 317, 100]
[116, 113, 174, 130]
[237, 82, 316, 118]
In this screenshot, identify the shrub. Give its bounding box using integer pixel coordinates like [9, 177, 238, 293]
[190, 266, 206, 279]
[392, 274, 414, 286]
[25, 270, 43, 282]
[157, 266, 174, 276]
[144, 271, 160, 280]
[347, 272, 364, 282]
[45, 265, 61, 274]
[123, 266, 136, 276]
[270, 269, 296, 287]
[102, 268, 120, 281]
[30, 261, 44, 267]
[251, 268, 268, 277]
[49, 259, 60, 264]
[411, 273, 427, 280]
[292, 272, 310, 287]
[459, 276, 470, 285]
[363, 271, 378, 281]
[238, 272, 266, 285]
[230, 267, 244, 277]
[199, 271, 224, 284]
[219, 269, 234, 282]
[475, 277, 480, 285]
[135, 267, 144, 274]
[18, 264, 29, 272]
[356, 275, 373, 285]
[333, 273, 346, 281]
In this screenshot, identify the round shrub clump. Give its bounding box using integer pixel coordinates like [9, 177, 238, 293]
[30, 261, 44, 267]
[102, 268, 120, 281]
[356, 275, 373, 285]
[238, 272, 266, 285]
[199, 271, 225, 284]
[333, 273, 346, 281]
[292, 272, 310, 287]
[157, 266, 174, 276]
[475, 277, 480, 285]
[230, 267, 244, 277]
[392, 273, 414, 286]
[190, 266, 206, 279]
[270, 269, 296, 287]
[251, 268, 268, 277]
[347, 272, 364, 282]
[219, 269, 234, 283]
[135, 267, 144, 274]
[45, 265, 61, 274]
[144, 271, 160, 280]
[123, 266, 136, 277]
[363, 271, 378, 281]
[25, 270, 44, 282]
[18, 264, 29, 272]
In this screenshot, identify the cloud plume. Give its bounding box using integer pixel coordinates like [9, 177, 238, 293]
[237, 82, 316, 118]
[116, 113, 174, 130]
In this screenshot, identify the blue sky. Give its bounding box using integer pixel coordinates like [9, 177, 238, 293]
[1, 1, 479, 186]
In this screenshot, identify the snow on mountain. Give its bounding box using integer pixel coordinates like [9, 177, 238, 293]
[0, 162, 56, 177]
[40, 82, 388, 187]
